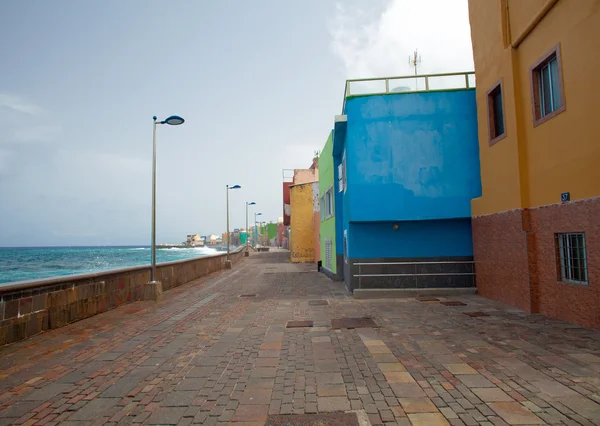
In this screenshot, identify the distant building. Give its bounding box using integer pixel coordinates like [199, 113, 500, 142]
[185, 234, 203, 246]
[288, 162, 319, 263]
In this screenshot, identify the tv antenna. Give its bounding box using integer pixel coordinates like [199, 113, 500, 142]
[409, 49, 422, 89]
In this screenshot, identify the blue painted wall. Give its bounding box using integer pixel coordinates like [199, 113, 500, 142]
[344, 90, 481, 222]
[348, 219, 473, 259]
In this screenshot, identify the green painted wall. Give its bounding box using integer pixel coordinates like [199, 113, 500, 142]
[267, 223, 277, 240]
[318, 131, 336, 273]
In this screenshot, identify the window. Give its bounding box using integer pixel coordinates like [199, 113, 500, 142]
[320, 196, 325, 222]
[487, 81, 506, 145]
[325, 188, 334, 218]
[324, 238, 332, 270]
[531, 46, 565, 125]
[343, 230, 348, 264]
[555, 233, 588, 284]
[342, 153, 347, 193]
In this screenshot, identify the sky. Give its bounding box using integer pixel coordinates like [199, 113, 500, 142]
[0, 0, 474, 247]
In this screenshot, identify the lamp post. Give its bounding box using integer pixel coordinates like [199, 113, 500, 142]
[226, 184, 241, 268]
[245, 201, 256, 256]
[254, 212, 262, 247]
[146, 115, 185, 301]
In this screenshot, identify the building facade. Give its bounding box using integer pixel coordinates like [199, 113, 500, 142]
[469, 0, 600, 328]
[334, 75, 481, 292]
[290, 182, 317, 262]
[318, 131, 341, 279]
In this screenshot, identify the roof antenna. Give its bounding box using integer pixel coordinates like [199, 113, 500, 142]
[409, 49, 422, 89]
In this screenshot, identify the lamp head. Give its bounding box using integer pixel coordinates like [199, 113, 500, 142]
[162, 115, 185, 125]
[229, 184, 241, 190]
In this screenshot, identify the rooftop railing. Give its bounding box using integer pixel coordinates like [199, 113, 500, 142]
[342, 71, 475, 113]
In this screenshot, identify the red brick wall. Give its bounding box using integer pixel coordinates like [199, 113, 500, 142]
[472, 210, 531, 312]
[473, 198, 600, 329]
[530, 198, 600, 329]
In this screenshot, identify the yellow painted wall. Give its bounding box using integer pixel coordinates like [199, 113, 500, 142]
[470, 0, 600, 216]
[290, 183, 315, 263]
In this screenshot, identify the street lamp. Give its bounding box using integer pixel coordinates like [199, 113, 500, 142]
[245, 201, 256, 256]
[226, 184, 241, 267]
[254, 212, 262, 247]
[146, 115, 185, 301]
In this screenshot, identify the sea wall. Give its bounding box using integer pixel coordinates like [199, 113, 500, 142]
[0, 247, 245, 346]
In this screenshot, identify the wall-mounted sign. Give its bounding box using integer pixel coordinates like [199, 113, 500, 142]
[561, 192, 570, 202]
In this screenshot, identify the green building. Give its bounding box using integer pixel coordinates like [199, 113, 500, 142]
[318, 131, 340, 279]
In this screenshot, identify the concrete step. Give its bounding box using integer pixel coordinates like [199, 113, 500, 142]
[353, 287, 477, 299]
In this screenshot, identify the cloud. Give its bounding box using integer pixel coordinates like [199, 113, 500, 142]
[13, 125, 63, 143]
[0, 93, 44, 116]
[330, 0, 474, 79]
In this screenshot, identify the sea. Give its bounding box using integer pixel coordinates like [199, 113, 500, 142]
[0, 246, 219, 286]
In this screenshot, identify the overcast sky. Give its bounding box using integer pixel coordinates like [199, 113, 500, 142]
[0, 0, 474, 247]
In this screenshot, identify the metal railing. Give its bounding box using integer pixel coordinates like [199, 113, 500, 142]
[354, 260, 475, 289]
[342, 71, 475, 113]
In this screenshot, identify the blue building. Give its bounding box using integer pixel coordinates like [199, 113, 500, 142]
[332, 73, 482, 292]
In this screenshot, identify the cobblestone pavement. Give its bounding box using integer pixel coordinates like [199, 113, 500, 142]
[2, 251, 600, 425]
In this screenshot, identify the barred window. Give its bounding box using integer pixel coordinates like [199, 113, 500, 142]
[556, 233, 588, 284]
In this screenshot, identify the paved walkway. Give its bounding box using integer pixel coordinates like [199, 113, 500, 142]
[2, 252, 600, 425]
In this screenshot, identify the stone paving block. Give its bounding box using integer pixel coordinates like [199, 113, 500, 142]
[408, 412, 450, 425]
[383, 372, 415, 383]
[457, 374, 495, 388]
[232, 404, 269, 422]
[160, 391, 196, 407]
[23, 383, 72, 401]
[317, 384, 347, 397]
[399, 398, 439, 413]
[317, 397, 351, 412]
[240, 388, 272, 405]
[378, 363, 407, 372]
[444, 364, 478, 375]
[560, 395, 600, 420]
[316, 372, 344, 385]
[145, 407, 187, 425]
[390, 383, 426, 398]
[471, 388, 514, 402]
[251, 367, 278, 378]
[187, 366, 216, 377]
[68, 398, 118, 421]
[488, 402, 544, 424]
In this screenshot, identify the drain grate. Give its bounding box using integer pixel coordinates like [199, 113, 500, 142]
[266, 412, 359, 426]
[441, 301, 467, 306]
[416, 297, 440, 302]
[286, 320, 313, 328]
[308, 299, 329, 306]
[463, 311, 489, 317]
[331, 317, 378, 329]
[239, 294, 257, 298]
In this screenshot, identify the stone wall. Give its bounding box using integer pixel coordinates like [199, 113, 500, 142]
[0, 248, 245, 346]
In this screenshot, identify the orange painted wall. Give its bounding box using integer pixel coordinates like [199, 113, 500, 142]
[470, 0, 600, 216]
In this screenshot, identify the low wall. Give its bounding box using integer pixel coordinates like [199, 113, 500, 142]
[0, 248, 245, 346]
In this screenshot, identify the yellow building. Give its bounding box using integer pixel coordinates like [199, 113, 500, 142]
[290, 182, 316, 263]
[469, 0, 600, 328]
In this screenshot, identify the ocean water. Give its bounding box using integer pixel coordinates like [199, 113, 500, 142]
[0, 246, 220, 285]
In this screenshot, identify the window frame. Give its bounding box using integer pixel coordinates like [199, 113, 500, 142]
[555, 232, 588, 285]
[325, 187, 334, 219]
[530, 45, 566, 127]
[319, 196, 325, 222]
[486, 79, 507, 146]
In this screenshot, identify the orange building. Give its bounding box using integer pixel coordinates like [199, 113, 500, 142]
[469, 0, 600, 328]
